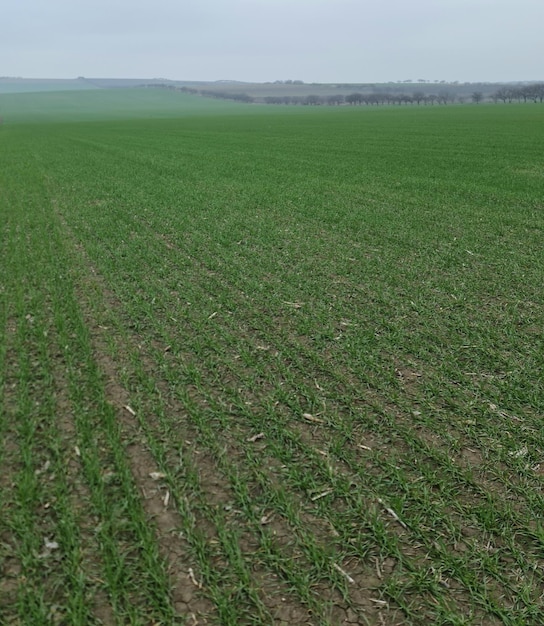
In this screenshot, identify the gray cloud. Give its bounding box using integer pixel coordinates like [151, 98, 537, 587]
[2, 0, 543, 81]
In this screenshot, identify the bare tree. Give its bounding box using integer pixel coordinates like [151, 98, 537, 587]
[471, 91, 484, 104]
[326, 94, 344, 105]
[303, 95, 322, 105]
[412, 91, 425, 105]
[345, 93, 363, 105]
[493, 88, 509, 103]
[437, 90, 455, 105]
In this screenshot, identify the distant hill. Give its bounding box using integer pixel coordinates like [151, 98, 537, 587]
[0, 77, 100, 94]
[0, 87, 242, 124]
[2, 76, 542, 104]
[0, 77, 194, 94]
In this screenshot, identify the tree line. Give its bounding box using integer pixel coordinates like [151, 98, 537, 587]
[490, 84, 544, 103]
[176, 84, 544, 106]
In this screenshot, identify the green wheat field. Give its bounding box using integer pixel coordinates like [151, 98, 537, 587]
[1, 89, 543, 625]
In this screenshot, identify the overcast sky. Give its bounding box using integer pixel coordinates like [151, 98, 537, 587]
[3, 0, 543, 83]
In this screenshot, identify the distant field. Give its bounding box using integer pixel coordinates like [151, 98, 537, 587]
[1, 91, 544, 625]
[0, 78, 99, 94]
[0, 88, 245, 124]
